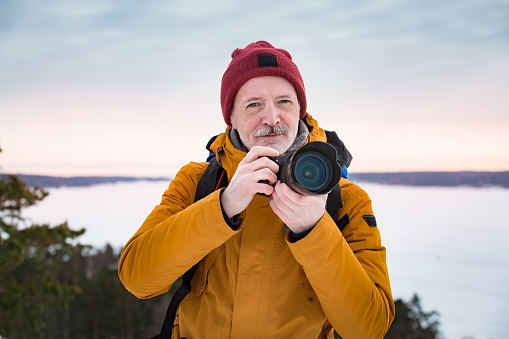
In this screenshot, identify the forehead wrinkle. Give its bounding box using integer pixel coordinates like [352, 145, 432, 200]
[243, 96, 263, 103]
[275, 94, 296, 99]
[243, 92, 295, 103]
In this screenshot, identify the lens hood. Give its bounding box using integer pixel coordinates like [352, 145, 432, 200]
[274, 141, 341, 195]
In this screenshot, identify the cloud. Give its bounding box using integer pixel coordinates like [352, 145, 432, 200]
[1, 0, 507, 86]
[1, 0, 508, 173]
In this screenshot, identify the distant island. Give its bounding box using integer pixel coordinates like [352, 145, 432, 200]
[348, 171, 509, 188]
[4, 171, 509, 189]
[9, 174, 171, 188]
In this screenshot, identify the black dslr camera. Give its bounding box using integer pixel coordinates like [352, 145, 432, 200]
[262, 141, 341, 196]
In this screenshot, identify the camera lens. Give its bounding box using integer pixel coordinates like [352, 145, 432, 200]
[293, 152, 332, 192]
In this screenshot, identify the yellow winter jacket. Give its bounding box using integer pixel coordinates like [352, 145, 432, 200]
[118, 114, 395, 339]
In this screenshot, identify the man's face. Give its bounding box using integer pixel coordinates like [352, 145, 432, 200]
[231, 76, 301, 155]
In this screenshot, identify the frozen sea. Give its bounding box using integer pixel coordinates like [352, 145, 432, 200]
[23, 180, 509, 339]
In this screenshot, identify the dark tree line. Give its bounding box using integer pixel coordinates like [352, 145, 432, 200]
[0, 170, 169, 338]
[1, 146, 443, 338]
[384, 294, 443, 339]
[0, 145, 167, 338]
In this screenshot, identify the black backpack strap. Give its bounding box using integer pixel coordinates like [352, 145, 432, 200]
[323, 130, 351, 230]
[324, 130, 353, 169]
[325, 184, 344, 229]
[195, 157, 226, 201]
[158, 263, 199, 339]
[157, 157, 225, 339]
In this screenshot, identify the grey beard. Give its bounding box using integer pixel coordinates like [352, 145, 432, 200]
[229, 120, 309, 153]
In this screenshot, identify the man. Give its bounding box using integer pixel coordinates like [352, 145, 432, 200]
[118, 41, 394, 339]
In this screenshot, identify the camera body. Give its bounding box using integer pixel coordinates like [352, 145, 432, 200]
[263, 141, 341, 196]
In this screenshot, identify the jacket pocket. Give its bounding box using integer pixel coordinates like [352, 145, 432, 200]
[299, 264, 319, 299]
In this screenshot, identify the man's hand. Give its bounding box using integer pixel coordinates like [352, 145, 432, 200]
[270, 181, 328, 233]
[221, 146, 280, 218]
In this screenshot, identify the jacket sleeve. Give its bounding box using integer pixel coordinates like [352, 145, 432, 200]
[118, 162, 240, 299]
[286, 179, 395, 339]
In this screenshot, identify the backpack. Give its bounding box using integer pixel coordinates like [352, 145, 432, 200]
[153, 130, 352, 339]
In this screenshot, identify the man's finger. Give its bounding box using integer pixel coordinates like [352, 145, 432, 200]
[279, 183, 303, 206]
[243, 146, 279, 163]
[272, 182, 296, 214]
[254, 168, 279, 186]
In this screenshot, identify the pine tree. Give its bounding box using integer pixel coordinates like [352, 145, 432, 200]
[0, 147, 88, 338]
[384, 294, 443, 339]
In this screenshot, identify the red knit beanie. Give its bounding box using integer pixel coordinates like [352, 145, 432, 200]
[220, 41, 307, 126]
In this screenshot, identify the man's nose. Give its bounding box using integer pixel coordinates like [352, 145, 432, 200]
[261, 104, 280, 126]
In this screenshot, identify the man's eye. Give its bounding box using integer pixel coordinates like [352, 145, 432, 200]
[279, 99, 290, 104]
[247, 103, 259, 108]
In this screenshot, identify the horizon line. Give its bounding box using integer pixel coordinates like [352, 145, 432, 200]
[3, 169, 509, 179]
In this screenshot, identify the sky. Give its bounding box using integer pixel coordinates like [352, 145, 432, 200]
[1, 0, 508, 176]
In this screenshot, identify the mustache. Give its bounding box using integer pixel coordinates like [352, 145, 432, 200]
[252, 124, 290, 137]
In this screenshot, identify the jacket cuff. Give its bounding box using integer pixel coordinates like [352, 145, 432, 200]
[220, 191, 241, 230]
[286, 213, 339, 255]
[287, 225, 315, 243]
